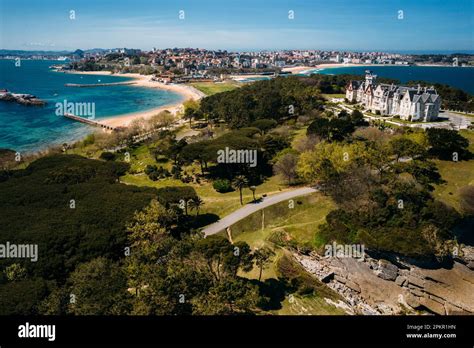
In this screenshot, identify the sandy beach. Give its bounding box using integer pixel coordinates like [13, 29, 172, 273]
[66, 71, 205, 128]
[282, 63, 377, 74]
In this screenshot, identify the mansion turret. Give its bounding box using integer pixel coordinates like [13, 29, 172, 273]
[345, 71, 441, 122]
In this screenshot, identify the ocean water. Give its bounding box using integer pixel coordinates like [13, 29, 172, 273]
[310, 65, 474, 94]
[0, 60, 183, 153]
[236, 66, 474, 94]
[236, 76, 272, 83]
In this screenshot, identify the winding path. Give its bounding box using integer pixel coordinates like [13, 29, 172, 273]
[202, 187, 318, 236]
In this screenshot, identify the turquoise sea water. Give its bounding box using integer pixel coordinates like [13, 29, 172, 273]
[237, 76, 272, 82]
[0, 60, 183, 152]
[310, 65, 474, 94]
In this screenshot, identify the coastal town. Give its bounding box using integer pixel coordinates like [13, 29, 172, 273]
[3, 48, 473, 84]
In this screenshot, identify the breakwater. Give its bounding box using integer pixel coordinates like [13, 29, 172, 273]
[63, 113, 117, 131]
[64, 81, 136, 87]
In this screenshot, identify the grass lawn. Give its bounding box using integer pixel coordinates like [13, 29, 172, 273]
[122, 144, 164, 173]
[461, 130, 474, 152]
[121, 161, 290, 218]
[274, 291, 345, 315]
[290, 126, 308, 148]
[230, 193, 334, 246]
[321, 93, 345, 100]
[67, 135, 104, 159]
[189, 81, 240, 96]
[231, 192, 343, 315]
[197, 175, 288, 217]
[433, 130, 474, 211]
[434, 159, 474, 210]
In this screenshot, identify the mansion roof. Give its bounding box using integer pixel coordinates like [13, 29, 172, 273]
[346, 79, 439, 103]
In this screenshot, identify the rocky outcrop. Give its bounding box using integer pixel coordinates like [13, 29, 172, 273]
[457, 245, 474, 270]
[294, 249, 474, 316]
[0, 92, 45, 106]
[374, 259, 399, 281]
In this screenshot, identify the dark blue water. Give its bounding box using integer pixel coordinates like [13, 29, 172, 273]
[313, 66, 474, 94]
[0, 60, 183, 152]
[237, 66, 474, 94]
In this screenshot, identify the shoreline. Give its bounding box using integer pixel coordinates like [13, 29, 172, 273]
[64, 71, 204, 128]
[282, 64, 374, 74]
[282, 63, 472, 75]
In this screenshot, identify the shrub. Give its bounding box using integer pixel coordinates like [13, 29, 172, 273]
[82, 134, 95, 146]
[171, 165, 182, 179]
[156, 186, 198, 207]
[181, 176, 192, 183]
[144, 165, 158, 175]
[213, 179, 233, 193]
[100, 152, 116, 161]
[459, 186, 474, 216]
[268, 230, 289, 247]
[234, 127, 261, 138]
[145, 165, 170, 181]
[251, 119, 278, 133]
[148, 171, 160, 181]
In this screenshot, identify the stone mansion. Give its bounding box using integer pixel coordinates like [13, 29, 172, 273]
[345, 71, 441, 122]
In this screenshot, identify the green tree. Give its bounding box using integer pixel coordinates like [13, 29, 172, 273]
[67, 257, 131, 315]
[0, 279, 50, 315]
[307, 117, 355, 142]
[149, 111, 174, 130]
[127, 199, 173, 253]
[351, 109, 365, 125]
[4, 263, 27, 281]
[191, 278, 259, 315]
[297, 142, 365, 183]
[188, 196, 204, 215]
[232, 175, 249, 205]
[254, 247, 275, 281]
[389, 137, 426, 161]
[195, 236, 253, 281]
[273, 152, 299, 185]
[307, 117, 331, 141]
[251, 119, 278, 134]
[183, 99, 201, 127]
[249, 185, 257, 202]
[426, 128, 470, 160]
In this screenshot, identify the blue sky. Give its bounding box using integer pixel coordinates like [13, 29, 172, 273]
[1, 0, 473, 52]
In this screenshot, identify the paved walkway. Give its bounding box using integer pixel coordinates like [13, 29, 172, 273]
[202, 187, 318, 236]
